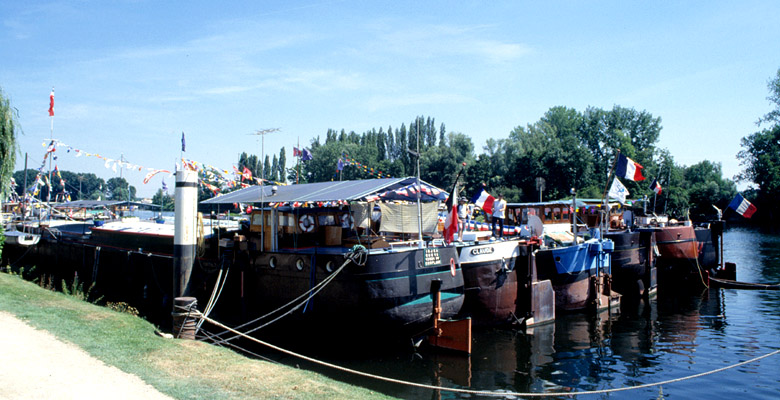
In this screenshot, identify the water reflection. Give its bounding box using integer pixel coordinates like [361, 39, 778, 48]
[265, 227, 780, 399]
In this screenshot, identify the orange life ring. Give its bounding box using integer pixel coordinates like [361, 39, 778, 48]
[450, 257, 457, 277]
[299, 214, 315, 232]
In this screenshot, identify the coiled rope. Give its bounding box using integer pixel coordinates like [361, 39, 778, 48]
[205, 245, 368, 345]
[195, 313, 780, 397]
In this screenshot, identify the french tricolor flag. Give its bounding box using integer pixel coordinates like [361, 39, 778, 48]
[728, 194, 757, 218]
[649, 179, 662, 195]
[615, 153, 645, 181]
[471, 188, 495, 215]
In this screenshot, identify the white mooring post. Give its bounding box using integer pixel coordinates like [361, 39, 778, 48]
[174, 169, 198, 298]
[172, 169, 198, 338]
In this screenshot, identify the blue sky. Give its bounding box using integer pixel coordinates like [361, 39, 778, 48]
[2, 1, 779, 197]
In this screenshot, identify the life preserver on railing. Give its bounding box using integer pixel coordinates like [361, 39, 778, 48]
[340, 214, 354, 229]
[450, 257, 457, 277]
[299, 214, 315, 232]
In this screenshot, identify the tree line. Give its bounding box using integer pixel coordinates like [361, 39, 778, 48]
[4, 68, 780, 222]
[280, 110, 735, 221]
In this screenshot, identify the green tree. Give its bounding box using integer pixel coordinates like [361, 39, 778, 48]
[737, 68, 780, 222]
[1, 88, 19, 202]
[151, 188, 174, 211]
[278, 147, 287, 183]
[1, 87, 20, 257]
[421, 132, 474, 190]
[579, 106, 661, 195]
[106, 177, 135, 201]
[683, 160, 736, 220]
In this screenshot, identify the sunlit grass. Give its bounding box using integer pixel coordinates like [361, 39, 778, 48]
[0, 272, 396, 400]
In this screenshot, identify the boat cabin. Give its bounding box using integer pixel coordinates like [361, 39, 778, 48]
[202, 177, 450, 252]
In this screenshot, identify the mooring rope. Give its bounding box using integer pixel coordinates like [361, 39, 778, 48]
[195, 311, 780, 397]
[196, 258, 230, 331]
[205, 245, 368, 345]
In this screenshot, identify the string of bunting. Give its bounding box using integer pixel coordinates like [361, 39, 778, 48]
[333, 156, 391, 180]
[36, 139, 288, 198]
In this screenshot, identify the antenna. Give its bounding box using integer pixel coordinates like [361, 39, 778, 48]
[249, 128, 281, 252]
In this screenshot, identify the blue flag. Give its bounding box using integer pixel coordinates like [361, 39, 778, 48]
[302, 148, 313, 161]
[181, 131, 186, 152]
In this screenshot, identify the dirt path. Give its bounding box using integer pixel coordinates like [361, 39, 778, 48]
[0, 311, 174, 400]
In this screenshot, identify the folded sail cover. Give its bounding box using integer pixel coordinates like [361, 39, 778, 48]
[379, 202, 439, 233]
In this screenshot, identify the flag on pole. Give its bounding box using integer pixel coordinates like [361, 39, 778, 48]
[301, 148, 313, 161]
[293, 147, 302, 157]
[470, 188, 495, 215]
[615, 153, 645, 181]
[242, 166, 253, 181]
[337, 158, 344, 171]
[443, 182, 459, 244]
[608, 177, 630, 204]
[181, 131, 186, 152]
[649, 178, 662, 195]
[48, 89, 54, 116]
[728, 193, 757, 218]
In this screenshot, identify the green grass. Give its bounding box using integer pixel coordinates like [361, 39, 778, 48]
[0, 272, 398, 400]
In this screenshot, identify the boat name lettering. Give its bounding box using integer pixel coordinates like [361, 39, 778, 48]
[424, 249, 441, 266]
[470, 247, 495, 256]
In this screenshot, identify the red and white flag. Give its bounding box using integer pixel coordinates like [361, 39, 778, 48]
[48, 89, 54, 117]
[443, 183, 459, 243]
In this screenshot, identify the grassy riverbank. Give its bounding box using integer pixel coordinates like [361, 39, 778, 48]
[0, 271, 397, 400]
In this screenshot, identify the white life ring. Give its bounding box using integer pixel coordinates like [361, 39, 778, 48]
[299, 214, 315, 232]
[340, 214, 354, 229]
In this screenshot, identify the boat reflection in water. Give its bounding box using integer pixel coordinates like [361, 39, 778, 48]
[353, 288, 724, 399]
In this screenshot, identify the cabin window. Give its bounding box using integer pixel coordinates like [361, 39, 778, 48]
[544, 207, 552, 221]
[318, 215, 335, 226]
[251, 213, 263, 226]
[553, 207, 561, 222]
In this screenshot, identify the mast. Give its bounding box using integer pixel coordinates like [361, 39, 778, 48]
[47, 88, 54, 218]
[252, 128, 279, 252]
[22, 153, 28, 218]
[663, 164, 671, 215]
[415, 120, 423, 248]
[600, 149, 621, 234]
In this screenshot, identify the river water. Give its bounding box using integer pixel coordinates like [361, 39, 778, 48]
[270, 226, 780, 399]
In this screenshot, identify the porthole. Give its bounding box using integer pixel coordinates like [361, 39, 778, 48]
[296, 258, 305, 271]
[325, 261, 335, 273]
[269, 257, 277, 269]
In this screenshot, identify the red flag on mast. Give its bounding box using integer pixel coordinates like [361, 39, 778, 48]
[443, 182, 459, 244]
[48, 89, 54, 116]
